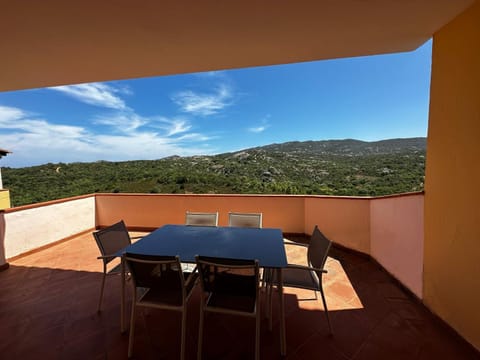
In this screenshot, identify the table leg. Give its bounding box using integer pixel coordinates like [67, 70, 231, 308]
[121, 256, 126, 333]
[277, 268, 286, 356]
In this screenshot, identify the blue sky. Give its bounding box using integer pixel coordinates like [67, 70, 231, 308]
[0, 41, 432, 168]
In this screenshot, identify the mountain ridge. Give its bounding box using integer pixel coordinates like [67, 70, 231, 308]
[3, 137, 426, 207]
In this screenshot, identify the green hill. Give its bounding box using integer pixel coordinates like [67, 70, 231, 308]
[2, 137, 426, 207]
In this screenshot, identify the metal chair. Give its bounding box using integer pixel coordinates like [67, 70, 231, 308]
[183, 211, 219, 272]
[124, 253, 197, 359]
[266, 225, 333, 334]
[195, 255, 261, 360]
[93, 220, 131, 312]
[228, 212, 268, 287]
[185, 211, 219, 226]
[228, 212, 263, 228]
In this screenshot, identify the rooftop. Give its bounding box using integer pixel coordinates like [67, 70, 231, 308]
[1, 231, 476, 359]
[0, 148, 10, 158]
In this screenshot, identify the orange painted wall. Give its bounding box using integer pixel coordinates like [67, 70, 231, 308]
[305, 196, 370, 254]
[95, 194, 305, 233]
[370, 194, 424, 298]
[96, 193, 372, 254]
[425, 1, 480, 350]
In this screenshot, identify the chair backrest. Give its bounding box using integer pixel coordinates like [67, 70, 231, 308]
[228, 212, 263, 228]
[185, 211, 218, 226]
[124, 253, 186, 302]
[195, 255, 259, 298]
[307, 225, 332, 271]
[93, 220, 131, 264]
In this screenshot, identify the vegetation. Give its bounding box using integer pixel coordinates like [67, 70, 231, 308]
[2, 138, 426, 207]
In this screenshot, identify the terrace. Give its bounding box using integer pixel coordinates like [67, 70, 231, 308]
[1, 0, 480, 358]
[0, 193, 477, 359]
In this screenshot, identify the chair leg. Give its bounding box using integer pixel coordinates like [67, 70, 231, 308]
[261, 267, 267, 289]
[128, 295, 137, 358]
[197, 300, 205, 360]
[319, 286, 332, 334]
[268, 281, 273, 331]
[267, 274, 277, 331]
[97, 269, 107, 312]
[255, 310, 260, 360]
[265, 281, 270, 320]
[181, 306, 187, 360]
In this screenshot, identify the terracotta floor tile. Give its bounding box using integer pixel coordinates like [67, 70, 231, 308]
[0, 232, 476, 359]
[294, 332, 348, 360]
[353, 312, 422, 360]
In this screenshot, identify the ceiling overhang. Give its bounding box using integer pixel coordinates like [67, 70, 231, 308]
[0, 0, 475, 92]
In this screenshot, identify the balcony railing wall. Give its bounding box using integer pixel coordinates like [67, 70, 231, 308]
[95, 193, 306, 233]
[304, 196, 371, 254]
[0, 192, 423, 298]
[370, 193, 424, 298]
[1, 195, 96, 261]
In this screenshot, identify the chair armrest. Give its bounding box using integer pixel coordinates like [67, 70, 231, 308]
[283, 241, 309, 249]
[97, 254, 119, 260]
[287, 264, 328, 274]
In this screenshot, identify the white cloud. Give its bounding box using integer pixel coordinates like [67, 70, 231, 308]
[248, 126, 267, 133]
[248, 115, 271, 133]
[0, 105, 215, 167]
[175, 132, 214, 142]
[166, 119, 190, 136]
[150, 118, 192, 136]
[0, 105, 27, 122]
[172, 84, 233, 116]
[0, 105, 88, 139]
[94, 112, 148, 133]
[49, 83, 128, 110]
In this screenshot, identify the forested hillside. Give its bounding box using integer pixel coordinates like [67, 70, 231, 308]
[2, 137, 426, 207]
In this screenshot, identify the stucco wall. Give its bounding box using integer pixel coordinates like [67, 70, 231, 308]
[371, 194, 424, 298]
[425, 2, 480, 350]
[95, 194, 305, 233]
[97, 194, 374, 254]
[3, 196, 96, 259]
[305, 196, 370, 254]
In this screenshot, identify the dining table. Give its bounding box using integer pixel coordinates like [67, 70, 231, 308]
[119, 224, 288, 355]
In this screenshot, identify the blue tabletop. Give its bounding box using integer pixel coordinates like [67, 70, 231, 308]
[124, 224, 287, 268]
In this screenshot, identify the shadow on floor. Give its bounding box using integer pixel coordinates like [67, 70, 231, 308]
[0, 243, 478, 359]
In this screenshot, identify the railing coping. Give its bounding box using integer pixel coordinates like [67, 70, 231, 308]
[2, 191, 424, 214]
[3, 193, 95, 213]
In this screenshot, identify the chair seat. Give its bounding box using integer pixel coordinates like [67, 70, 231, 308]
[138, 272, 198, 307]
[140, 287, 184, 307]
[281, 267, 320, 291]
[205, 272, 257, 313]
[265, 267, 319, 290]
[207, 293, 256, 313]
[215, 272, 257, 296]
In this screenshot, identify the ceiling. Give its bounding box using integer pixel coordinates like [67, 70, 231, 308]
[0, 0, 475, 92]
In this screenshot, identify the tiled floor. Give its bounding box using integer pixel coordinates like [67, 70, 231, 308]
[0, 232, 478, 359]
